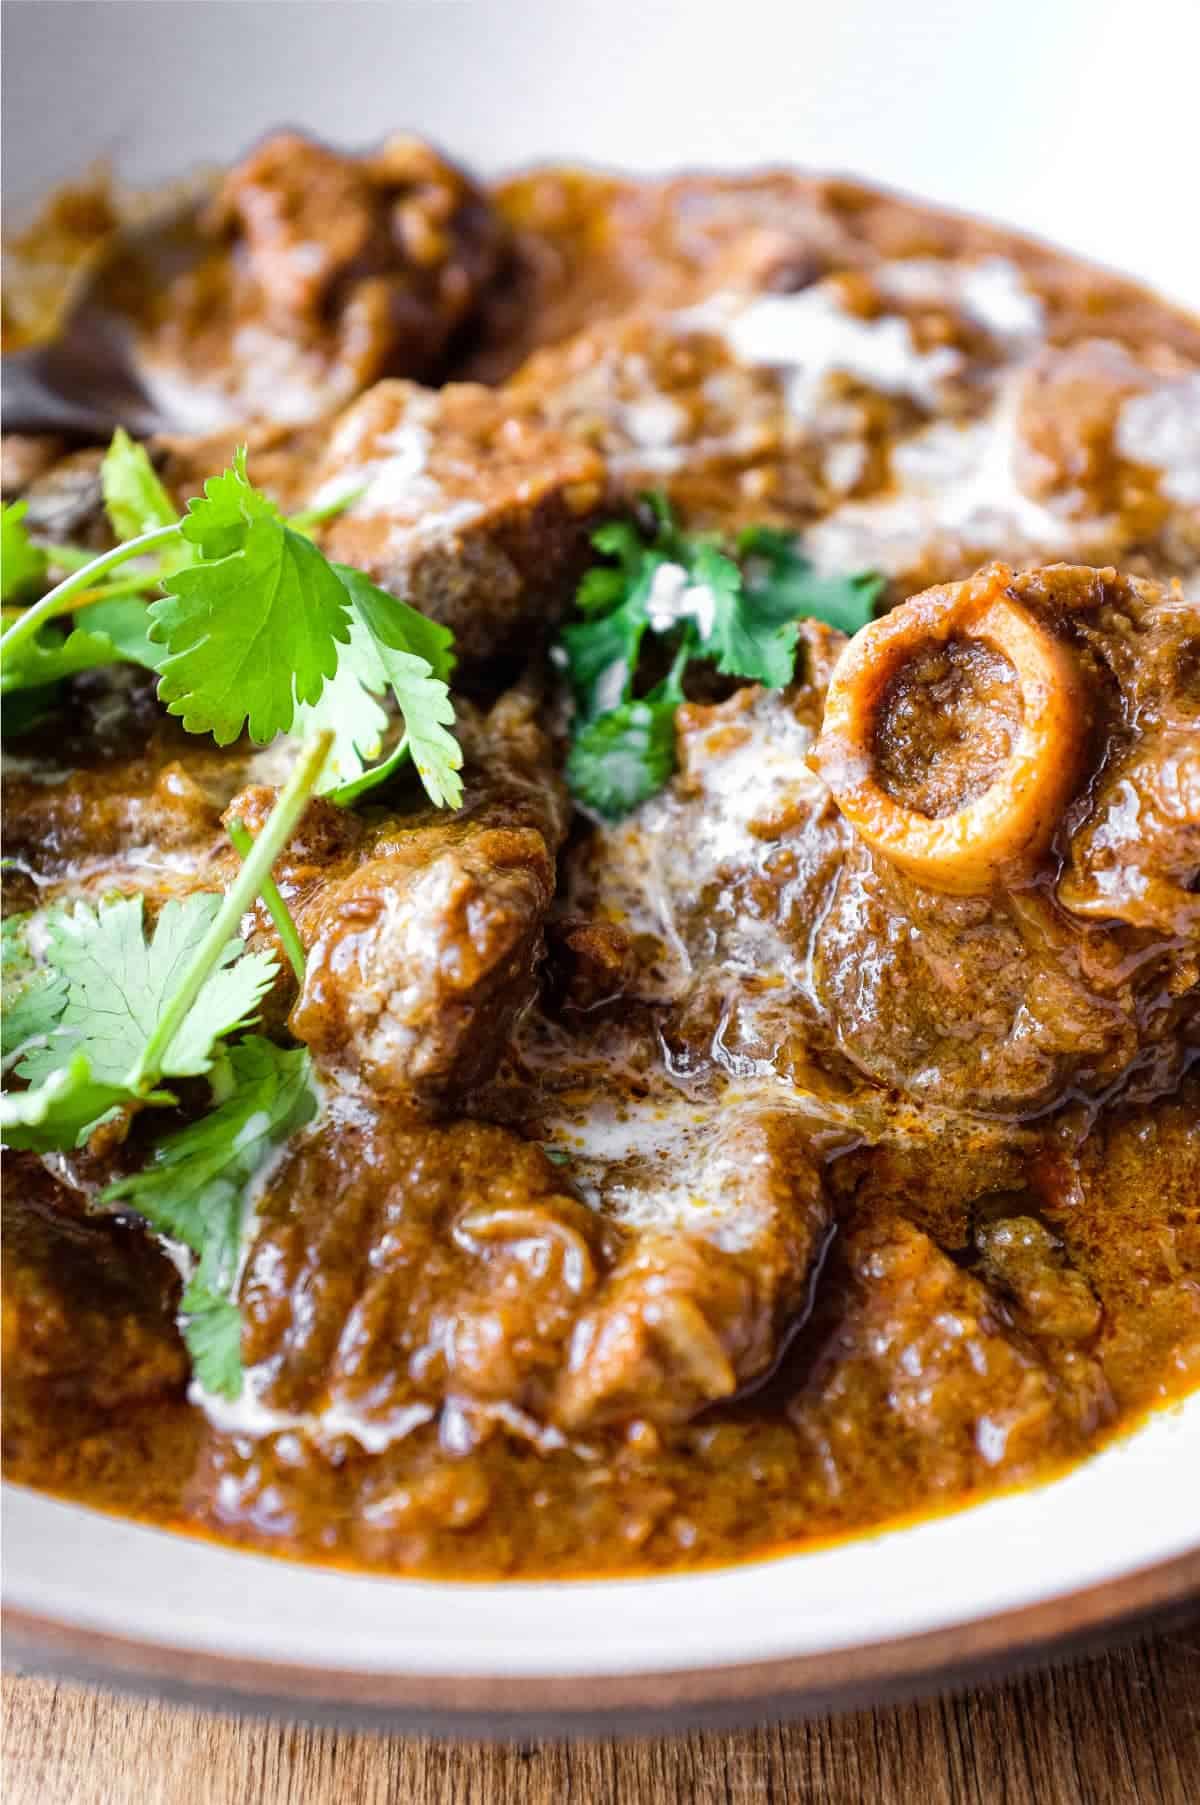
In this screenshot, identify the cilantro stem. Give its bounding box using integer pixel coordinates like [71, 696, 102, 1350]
[287, 487, 365, 533]
[127, 731, 332, 1090]
[328, 731, 409, 808]
[0, 524, 180, 660]
[69, 569, 173, 608]
[227, 817, 307, 985]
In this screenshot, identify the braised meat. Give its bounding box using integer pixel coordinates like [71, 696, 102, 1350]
[2, 670, 250, 893]
[302, 379, 604, 669]
[550, 1102, 832, 1430]
[790, 1213, 1111, 1493]
[274, 691, 569, 1102]
[135, 131, 506, 426]
[2, 1168, 186, 1417]
[229, 1103, 614, 1448]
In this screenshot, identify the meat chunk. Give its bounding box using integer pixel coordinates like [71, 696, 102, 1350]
[1016, 340, 1168, 518]
[301, 379, 604, 670]
[502, 308, 805, 517]
[487, 243, 1198, 598]
[790, 1215, 1111, 1493]
[1053, 574, 1200, 937]
[4, 674, 567, 1108]
[498, 268, 1040, 541]
[2, 1172, 187, 1417]
[219, 1084, 834, 1448]
[1, 670, 253, 891]
[285, 802, 558, 1104]
[1013, 341, 1200, 585]
[974, 1214, 1102, 1345]
[135, 132, 506, 426]
[222, 690, 568, 1104]
[1039, 1078, 1200, 1409]
[231, 1102, 615, 1449]
[548, 1101, 833, 1429]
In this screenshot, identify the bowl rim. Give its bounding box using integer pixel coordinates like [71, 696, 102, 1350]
[6, 1544, 1198, 1733]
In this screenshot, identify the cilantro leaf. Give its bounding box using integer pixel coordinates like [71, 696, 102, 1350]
[686, 540, 797, 688]
[1, 501, 48, 603]
[3, 446, 463, 815]
[16, 894, 276, 1088]
[565, 691, 680, 818]
[0, 597, 161, 699]
[2, 913, 68, 1063]
[0, 1052, 137, 1153]
[177, 445, 280, 558]
[151, 513, 352, 744]
[294, 646, 391, 792]
[81, 596, 163, 667]
[101, 428, 181, 539]
[2, 738, 328, 1155]
[738, 525, 884, 636]
[304, 568, 463, 808]
[179, 1282, 244, 1398]
[103, 1036, 315, 1250]
[336, 570, 461, 807]
[562, 581, 657, 722]
[342, 569, 456, 685]
[103, 1036, 318, 1398]
[557, 498, 881, 819]
[576, 521, 653, 613]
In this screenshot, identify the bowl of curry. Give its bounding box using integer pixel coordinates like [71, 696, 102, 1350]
[2, 111, 1198, 1728]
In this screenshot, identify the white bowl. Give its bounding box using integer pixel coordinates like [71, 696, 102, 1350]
[5, 1399, 1199, 1728]
[4, 0, 1197, 1728]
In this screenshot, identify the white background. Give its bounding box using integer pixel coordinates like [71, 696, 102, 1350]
[3, 0, 1196, 305]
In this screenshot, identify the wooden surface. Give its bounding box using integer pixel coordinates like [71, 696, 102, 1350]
[4, 1616, 1198, 1804]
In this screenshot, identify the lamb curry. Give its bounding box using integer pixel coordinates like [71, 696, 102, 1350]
[2, 135, 1198, 1580]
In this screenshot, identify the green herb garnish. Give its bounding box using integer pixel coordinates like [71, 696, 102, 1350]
[558, 497, 882, 819]
[295, 564, 460, 808]
[0, 437, 462, 809]
[1, 737, 329, 1397]
[103, 1036, 318, 1398]
[0, 730, 330, 1151]
[1, 913, 69, 1066]
[1, 501, 49, 603]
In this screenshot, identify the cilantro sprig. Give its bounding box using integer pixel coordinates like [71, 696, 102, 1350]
[2, 733, 331, 1397]
[13, 893, 276, 1091]
[0, 730, 331, 1151]
[558, 497, 882, 818]
[103, 1036, 318, 1397]
[1, 501, 50, 603]
[1, 914, 68, 1066]
[0, 436, 462, 810]
[2, 428, 467, 1400]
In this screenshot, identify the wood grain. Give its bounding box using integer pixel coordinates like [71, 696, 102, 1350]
[5, 1617, 1198, 1805]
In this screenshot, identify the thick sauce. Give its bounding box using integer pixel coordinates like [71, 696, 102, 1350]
[3, 136, 1199, 1581]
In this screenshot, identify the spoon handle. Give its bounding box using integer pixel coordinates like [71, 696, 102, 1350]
[2, 347, 156, 440]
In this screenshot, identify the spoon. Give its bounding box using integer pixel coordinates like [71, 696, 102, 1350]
[2, 202, 205, 440]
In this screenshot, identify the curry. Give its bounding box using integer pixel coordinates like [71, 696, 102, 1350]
[2, 133, 1197, 1580]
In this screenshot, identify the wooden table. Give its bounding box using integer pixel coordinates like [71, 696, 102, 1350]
[5, 1615, 1198, 1804]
